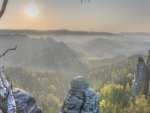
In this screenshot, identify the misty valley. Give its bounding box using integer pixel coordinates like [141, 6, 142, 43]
[0, 30, 150, 113]
[0, 30, 150, 73]
[0, 0, 150, 112]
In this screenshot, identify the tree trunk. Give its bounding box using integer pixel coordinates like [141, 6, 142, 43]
[0, 0, 8, 18]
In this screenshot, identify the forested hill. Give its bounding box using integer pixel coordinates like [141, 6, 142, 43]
[88, 54, 142, 86]
[88, 54, 149, 113]
[0, 35, 87, 73]
[0, 29, 117, 36]
[5, 54, 149, 113]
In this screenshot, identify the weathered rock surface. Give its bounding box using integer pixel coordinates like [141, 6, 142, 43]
[131, 57, 147, 97]
[0, 88, 42, 113]
[131, 50, 150, 98]
[146, 50, 150, 100]
[60, 76, 100, 113]
[0, 109, 3, 113]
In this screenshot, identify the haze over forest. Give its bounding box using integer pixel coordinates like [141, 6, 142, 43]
[0, 0, 150, 112]
[0, 30, 150, 73]
[1, 30, 150, 113]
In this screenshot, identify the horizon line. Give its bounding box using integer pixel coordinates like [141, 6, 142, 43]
[0, 29, 150, 34]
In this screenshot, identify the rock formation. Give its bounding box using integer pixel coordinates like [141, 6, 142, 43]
[146, 50, 150, 101]
[0, 109, 3, 113]
[60, 76, 100, 113]
[131, 57, 147, 96]
[131, 51, 150, 99]
[0, 88, 42, 113]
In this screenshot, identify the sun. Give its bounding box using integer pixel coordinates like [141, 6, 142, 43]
[26, 4, 38, 17]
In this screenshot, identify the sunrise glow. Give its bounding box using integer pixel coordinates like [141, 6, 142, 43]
[26, 4, 38, 17]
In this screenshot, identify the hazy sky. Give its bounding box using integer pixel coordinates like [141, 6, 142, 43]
[0, 0, 150, 32]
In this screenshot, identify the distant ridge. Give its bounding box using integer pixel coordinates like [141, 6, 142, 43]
[0, 29, 118, 36]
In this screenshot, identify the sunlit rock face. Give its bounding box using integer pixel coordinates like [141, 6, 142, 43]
[131, 50, 150, 98]
[0, 88, 42, 113]
[60, 76, 100, 113]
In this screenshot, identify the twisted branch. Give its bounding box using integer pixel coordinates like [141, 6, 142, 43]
[0, 0, 8, 18]
[0, 45, 17, 58]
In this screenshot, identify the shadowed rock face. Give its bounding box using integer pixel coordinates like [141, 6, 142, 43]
[135, 57, 146, 82]
[61, 76, 100, 113]
[131, 50, 150, 98]
[0, 88, 42, 113]
[131, 57, 147, 97]
[146, 50, 150, 68]
[146, 50, 150, 100]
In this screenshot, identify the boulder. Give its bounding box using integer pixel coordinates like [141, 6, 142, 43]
[0, 88, 42, 113]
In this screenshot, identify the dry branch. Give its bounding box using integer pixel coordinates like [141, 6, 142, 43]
[0, 0, 8, 18]
[0, 45, 17, 58]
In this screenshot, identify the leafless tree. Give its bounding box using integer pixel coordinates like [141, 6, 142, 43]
[0, 0, 18, 55]
[0, 0, 8, 18]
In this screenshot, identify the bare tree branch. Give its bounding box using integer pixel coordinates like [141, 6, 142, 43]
[0, 45, 17, 58]
[0, 0, 8, 18]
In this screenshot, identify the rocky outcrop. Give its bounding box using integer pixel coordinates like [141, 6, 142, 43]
[131, 51, 150, 98]
[0, 109, 2, 113]
[60, 76, 100, 113]
[131, 57, 146, 96]
[0, 88, 42, 113]
[146, 51, 150, 101]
